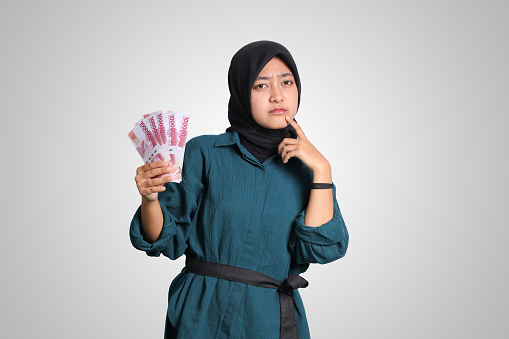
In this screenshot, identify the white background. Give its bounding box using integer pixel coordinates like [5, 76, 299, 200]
[1, 1, 507, 338]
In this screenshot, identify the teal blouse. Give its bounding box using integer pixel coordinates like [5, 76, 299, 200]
[130, 131, 349, 338]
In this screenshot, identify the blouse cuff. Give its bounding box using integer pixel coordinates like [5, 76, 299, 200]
[294, 205, 347, 245]
[129, 201, 177, 257]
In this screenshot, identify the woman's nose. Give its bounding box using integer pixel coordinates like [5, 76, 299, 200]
[270, 86, 283, 103]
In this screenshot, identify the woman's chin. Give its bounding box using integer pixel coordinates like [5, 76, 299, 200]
[265, 116, 289, 129]
[265, 122, 287, 130]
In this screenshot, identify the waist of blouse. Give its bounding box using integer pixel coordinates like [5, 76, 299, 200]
[185, 255, 308, 339]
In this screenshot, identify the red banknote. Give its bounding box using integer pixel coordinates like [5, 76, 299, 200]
[128, 110, 190, 183]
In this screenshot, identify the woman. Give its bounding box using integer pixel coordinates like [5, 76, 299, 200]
[130, 41, 349, 338]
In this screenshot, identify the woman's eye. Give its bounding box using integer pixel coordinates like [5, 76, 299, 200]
[283, 80, 294, 86]
[255, 84, 267, 89]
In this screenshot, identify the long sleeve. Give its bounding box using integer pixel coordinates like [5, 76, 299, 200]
[288, 184, 349, 264]
[129, 138, 205, 259]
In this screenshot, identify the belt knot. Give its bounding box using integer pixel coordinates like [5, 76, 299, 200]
[278, 274, 309, 295]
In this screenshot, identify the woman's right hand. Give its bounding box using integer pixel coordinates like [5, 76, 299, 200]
[135, 161, 174, 203]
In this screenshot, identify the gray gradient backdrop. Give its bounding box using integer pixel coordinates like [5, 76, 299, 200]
[1, 1, 507, 338]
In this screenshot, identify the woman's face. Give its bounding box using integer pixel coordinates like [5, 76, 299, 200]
[250, 57, 298, 130]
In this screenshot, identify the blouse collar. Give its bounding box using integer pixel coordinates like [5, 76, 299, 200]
[214, 131, 280, 168]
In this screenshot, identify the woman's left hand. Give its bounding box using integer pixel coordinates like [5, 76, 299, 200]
[278, 116, 331, 175]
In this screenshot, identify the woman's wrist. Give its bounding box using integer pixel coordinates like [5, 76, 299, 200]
[142, 196, 159, 206]
[311, 161, 332, 183]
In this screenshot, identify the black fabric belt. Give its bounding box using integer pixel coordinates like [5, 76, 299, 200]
[185, 256, 308, 339]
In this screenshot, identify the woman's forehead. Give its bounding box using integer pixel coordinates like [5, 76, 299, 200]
[257, 57, 293, 77]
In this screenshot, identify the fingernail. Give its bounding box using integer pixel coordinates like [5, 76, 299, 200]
[285, 116, 290, 121]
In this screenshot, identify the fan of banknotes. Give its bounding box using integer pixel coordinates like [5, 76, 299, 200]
[128, 110, 190, 183]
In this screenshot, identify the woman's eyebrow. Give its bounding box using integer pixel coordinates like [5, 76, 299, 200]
[256, 73, 294, 80]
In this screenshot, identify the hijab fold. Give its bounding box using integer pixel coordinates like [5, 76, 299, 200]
[226, 41, 301, 163]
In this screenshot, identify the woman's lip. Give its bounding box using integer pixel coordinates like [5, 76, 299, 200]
[269, 108, 287, 114]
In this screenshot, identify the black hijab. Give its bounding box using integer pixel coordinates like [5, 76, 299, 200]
[226, 41, 301, 163]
